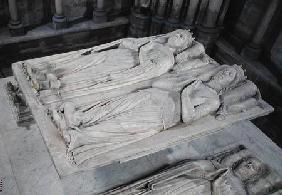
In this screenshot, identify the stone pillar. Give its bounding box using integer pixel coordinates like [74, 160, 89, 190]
[168, 0, 184, 23]
[184, 0, 200, 29]
[150, 0, 158, 15]
[156, 0, 168, 19]
[134, 0, 139, 8]
[196, 0, 225, 53]
[8, 0, 25, 36]
[202, 0, 224, 28]
[217, 0, 231, 26]
[164, 0, 184, 33]
[150, 0, 168, 35]
[52, 0, 67, 30]
[241, 0, 279, 60]
[93, 0, 107, 23]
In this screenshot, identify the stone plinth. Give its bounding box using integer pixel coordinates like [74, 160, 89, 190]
[52, 15, 68, 30]
[8, 21, 25, 37]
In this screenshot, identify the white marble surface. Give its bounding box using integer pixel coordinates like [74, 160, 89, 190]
[0, 77, 282, 195]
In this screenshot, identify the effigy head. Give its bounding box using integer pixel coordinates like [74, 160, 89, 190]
[167, 29, 194, 54]
[207, 65, 246, 93]
[234, 157, 267, 184]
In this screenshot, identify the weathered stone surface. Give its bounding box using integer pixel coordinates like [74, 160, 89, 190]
[10, 30, 273, 183]
[103, 146, 282, 195]
[0, 79, 281, 195]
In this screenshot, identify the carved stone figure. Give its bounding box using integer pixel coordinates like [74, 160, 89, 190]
[20, 30, 270, 166]
[51, 88, 180, 161]
[26, 29, 193, 105]
[103, 146, 282, 195]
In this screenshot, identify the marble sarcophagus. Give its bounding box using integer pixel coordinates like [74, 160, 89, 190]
[11, 30, 274, 193]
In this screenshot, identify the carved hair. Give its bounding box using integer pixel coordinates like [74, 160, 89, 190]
[232, 157, 269, 184]
[167, 29, 194, 54]
[207, 64, 246, 93]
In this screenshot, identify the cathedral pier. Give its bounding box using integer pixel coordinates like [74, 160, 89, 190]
[8, 0, 25, 36]
[93, 0, 108, 23]
[52, 0, 67, 30]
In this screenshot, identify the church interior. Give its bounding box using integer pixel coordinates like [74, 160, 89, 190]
[0, 0, 282, 194]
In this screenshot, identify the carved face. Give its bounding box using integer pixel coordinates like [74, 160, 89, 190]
[234, 158, 265, 183]
[167, 30, 194, 53]
[214, 67, 237, 85]
[207, 67, 238, 92]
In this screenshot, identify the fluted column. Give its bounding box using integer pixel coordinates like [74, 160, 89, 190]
[150, 0, 158, 15]
[168, 0, 184, 23]
[52, 0, 67, 29]
[163, 0, 184, 33]
[93, 0, 108, 23]
[217, 0, 231, 26]
[241, 0, 279, 60]
[156, 0, 168, 19]
[150, 0, 168, 35]
[8, 0, 25, 36]
[202, 0, 224, 28]
[196, 0, 226, 53]
[184, 0, 200, 28]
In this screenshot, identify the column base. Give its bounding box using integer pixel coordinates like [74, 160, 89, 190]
[93, 10, 108, 23]
[196, 25, 221, 54]
[8, 20, 25, 37]
[241, 43, 262, 60]
[52, 15, 67, 30]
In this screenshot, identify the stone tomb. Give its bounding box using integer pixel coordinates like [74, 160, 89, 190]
[11, 30, 274, 194]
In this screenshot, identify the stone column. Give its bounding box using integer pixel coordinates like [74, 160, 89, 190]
[164, 0, 184, 32]
[241, 0, 279, 60]
[134, 0, 139, 8]
[8, 0, 25, 36]
[217, 0, 231, 26]
[196, 0, 225, 53]
[202, 0, 224, 28]
[150, 0, 168, 35]
[156, 0, 168, 19]
[93, 0, 108, 23]
[52, 0, 67, 29]
[184, 0, 200, 29]
[168, 0, 184, 23]
[150, 0, 158, 15]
